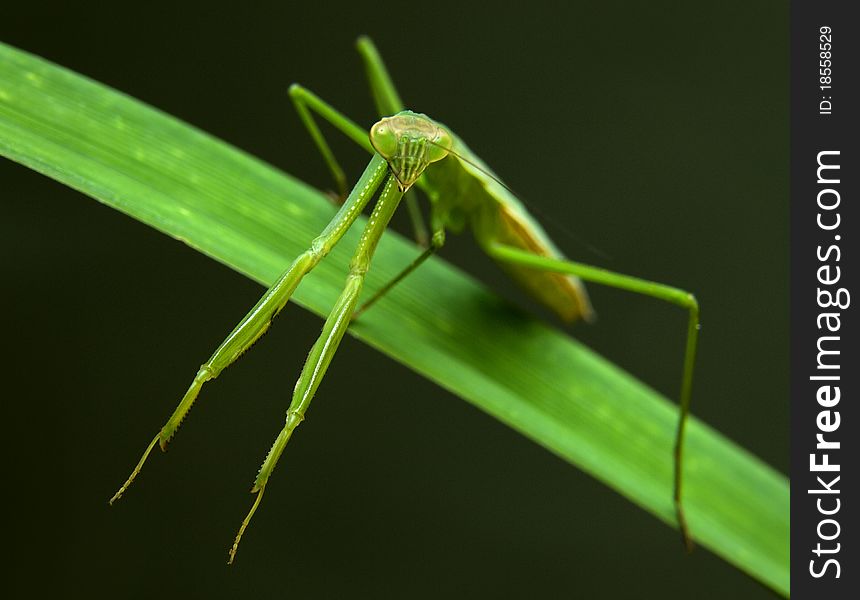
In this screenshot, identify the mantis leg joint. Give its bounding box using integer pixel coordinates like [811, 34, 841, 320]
[286, 409, 305, 425]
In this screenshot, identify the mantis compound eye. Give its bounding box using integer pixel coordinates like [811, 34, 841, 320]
[371, 111, 454, 191]
[369, 119, 398, 161]
[425, 126, 453, 164]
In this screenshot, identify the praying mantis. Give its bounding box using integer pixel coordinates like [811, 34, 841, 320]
[108, 36, 700, 564]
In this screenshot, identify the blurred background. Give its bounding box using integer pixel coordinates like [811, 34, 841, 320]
[1, 2, 786, 597]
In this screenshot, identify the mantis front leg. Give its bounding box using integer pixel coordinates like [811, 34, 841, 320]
[289, 82, 429, 246]
[228, 174, 405, 564]
[484, 242, 700, 551]
[353, 207, 449, 318]
[109, 155, 389, 504]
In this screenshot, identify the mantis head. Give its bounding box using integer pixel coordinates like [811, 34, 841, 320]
[370, 110, 453, 191]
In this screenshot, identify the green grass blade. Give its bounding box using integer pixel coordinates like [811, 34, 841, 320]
[0, 43, 788, 595]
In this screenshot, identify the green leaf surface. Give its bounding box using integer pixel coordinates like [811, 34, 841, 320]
[0, 43, 788, 595]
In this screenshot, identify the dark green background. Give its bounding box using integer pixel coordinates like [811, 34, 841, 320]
[1, 2, 787, 598]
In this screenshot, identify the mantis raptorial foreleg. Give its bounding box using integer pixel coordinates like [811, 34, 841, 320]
[353, 211, 447, 318]
[298, 39, 701, 548]
[105, 29, 703, 563]
[109, 154, 390, 504]
[484, 242, 700, 550]
[229, 174, 405, 564]
[289, 84, 429, 245]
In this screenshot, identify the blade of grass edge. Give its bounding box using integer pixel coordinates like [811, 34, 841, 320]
[0, 42, 788, 595]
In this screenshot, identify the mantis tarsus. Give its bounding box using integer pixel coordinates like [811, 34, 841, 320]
[109, 36, 700, 564]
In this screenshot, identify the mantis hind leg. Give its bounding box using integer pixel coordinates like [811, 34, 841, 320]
[484, 242, 699, 551]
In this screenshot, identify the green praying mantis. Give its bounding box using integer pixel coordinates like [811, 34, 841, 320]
[109, 36, 700, 564]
